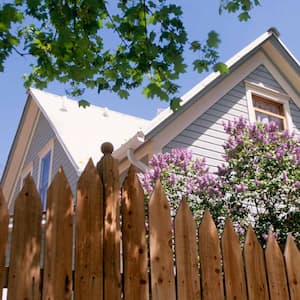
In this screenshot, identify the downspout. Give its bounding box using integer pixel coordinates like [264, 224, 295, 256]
[113, 131, 149, 172]
[127, 148, 148, 172]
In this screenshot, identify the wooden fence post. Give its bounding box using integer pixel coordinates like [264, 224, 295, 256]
[97, 142, 121, 300]
[75, 159, 104, 300]
[7, 176, 42, 300]
[0, 187, 9, 299]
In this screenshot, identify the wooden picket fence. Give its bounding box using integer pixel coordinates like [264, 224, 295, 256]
[0, 143, 299, 300]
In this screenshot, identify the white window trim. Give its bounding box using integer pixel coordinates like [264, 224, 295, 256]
[37, 139, 54, 192]
[20, 161, 33, 190]
[245, 80, 293, 130]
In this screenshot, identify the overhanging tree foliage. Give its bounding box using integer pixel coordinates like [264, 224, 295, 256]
[1, 0, 261, 109]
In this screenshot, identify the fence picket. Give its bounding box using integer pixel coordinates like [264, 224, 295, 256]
[149, 180, 176, 300]
[198, 210, 224, 300]
[0, 188, 8, 299]
[284, 235, 300, 300]
[97, 143, 121, 300]
[122, 165, 149, 300]
[221, 218, 247, 300]
[244, 226, 269, 300]
[7, 177, 42, 300]
[265, 231, 289, 300]
[75, 159, 104, 300]
[175, 198, 201, 300]
[42, 169, 73, 300]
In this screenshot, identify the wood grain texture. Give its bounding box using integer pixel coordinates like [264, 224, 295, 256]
[75, 159, 104, 300]
[244, 226, 269, 300]
[98, 153, 121, 300]
[0, 188, 9, 299]
[175, 198, 201, 300]
[7, 177, 42, 300]
[42, 169, 73, 300]
[122, 165, 149, 300]
[198, 210, 224, 300]
[265, 231, 289, 300]
[221, 218, 247, 300]
[284, 235, 300, 300]
[149, 180, 176, 300]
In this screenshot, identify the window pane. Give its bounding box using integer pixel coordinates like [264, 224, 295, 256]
[255, 111, 284, 130]
[39, 151, 51, 210]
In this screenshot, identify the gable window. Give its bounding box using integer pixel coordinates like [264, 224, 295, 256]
[252, 94, 286, 130]
[38, 140, 54, 210]
[245, 81, 292, 130]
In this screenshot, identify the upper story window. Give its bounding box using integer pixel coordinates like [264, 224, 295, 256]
[252, 94, 286, 130]
[245, 80, 292, 130]
[38, 139, 54, 210]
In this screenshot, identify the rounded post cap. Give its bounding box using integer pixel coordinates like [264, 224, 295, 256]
[101, 142, 114, 155]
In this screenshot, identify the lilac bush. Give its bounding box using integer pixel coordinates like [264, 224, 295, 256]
[139, 117, 300, 245]
[138, 148, 226, 227]
[219, 117, 300, 245]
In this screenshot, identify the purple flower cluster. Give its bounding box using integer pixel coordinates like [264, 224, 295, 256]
[139, 116, 300, 245]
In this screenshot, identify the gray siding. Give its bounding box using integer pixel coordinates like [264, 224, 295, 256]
[163, 64, 300, 170]
[12, 113, 79, 207]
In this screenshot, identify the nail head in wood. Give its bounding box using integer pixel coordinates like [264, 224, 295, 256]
[101, 142, 114, 155]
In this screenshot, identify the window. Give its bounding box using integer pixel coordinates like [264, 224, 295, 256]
[252, 94, 286, 130]
[245, 81, 292, 130]
[38, 140, 54, 210]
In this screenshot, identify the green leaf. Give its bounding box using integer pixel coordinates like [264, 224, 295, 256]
[118, 89, 130, 99]
[206, 31, 220, 48]
[190, 40, 201, 52]
[78, 99, 90, 108]
[213, 62, 229, 74]
[170, 97, 182, 112]
[238, 12, 250, 21]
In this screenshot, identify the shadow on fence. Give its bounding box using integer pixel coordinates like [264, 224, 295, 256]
[0, 143, 299, 299]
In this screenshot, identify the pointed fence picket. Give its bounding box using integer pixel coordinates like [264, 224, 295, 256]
[284, 235, 300, 300]
[265, 231, 289, 300]
[121, 165, 149, 300]
[75, 159, 104, 300]
[149, 180, 176, 300]
[7, 177, 42, 300]
[221, 218, 247, 300]
[198, 210, 224, 300]
[244, 225, 269, 300]
[175, 199, 201, 300]
[0, 142, 299, 300]
[42, 169, 73, 300]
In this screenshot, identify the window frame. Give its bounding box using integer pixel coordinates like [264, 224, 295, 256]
[245, 80, 293, 130]
[37, 139, 54, 210]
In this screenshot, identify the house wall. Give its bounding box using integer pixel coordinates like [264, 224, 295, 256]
[163, 65, 300, 170]
[12, 113, 79, 206]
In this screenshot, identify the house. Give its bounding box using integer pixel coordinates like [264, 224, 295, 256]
[1, 28, 300, 213]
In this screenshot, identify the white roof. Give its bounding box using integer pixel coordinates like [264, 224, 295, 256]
[29, 88, 150, 172]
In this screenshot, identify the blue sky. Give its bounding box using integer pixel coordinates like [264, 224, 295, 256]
[1, 0, 300, 177]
